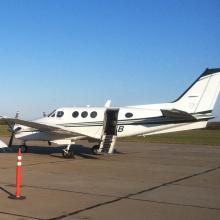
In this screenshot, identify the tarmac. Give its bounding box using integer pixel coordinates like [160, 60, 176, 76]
[0, 138, 220, 220]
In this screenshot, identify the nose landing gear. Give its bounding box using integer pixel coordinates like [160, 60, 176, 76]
[62, 144, 74, 158]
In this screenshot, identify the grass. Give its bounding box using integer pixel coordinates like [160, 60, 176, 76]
[0, 125, 10, 137]
[120, 129, 220, 146]
[1, 125, 220, 146]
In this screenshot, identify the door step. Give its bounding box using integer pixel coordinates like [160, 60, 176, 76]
[98, 135, 117, 154]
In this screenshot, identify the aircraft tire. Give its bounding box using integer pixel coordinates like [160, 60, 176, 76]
[92, 145, 99, 155]
[62, 150, 74, 159]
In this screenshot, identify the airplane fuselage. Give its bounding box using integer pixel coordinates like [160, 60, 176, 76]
[15, 105, 209, 143]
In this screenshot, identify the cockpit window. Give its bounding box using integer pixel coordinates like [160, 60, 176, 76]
[81, 111, 88, 118]
[57, 111, 64, 118]
[48, 110, 56, 117]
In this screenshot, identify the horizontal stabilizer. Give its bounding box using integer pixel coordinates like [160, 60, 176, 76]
[161, 109, 196, 121]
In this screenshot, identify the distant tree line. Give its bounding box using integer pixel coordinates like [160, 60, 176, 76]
[207, 122, 220, 129]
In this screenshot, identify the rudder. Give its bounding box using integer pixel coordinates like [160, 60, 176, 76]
[173, 68, 220, 113]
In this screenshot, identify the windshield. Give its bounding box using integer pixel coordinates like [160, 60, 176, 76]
[47, 110, 56, 117]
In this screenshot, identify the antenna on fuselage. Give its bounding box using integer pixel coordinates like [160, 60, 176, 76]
[104, 100, 111, 108]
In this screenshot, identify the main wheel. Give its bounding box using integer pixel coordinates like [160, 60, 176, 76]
[20, 145, 28, 153]
[92, 145, 99, 155]
[62, 150, 74, 159]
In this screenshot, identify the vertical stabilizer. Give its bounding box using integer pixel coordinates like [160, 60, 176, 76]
[173, 68, 220, 113]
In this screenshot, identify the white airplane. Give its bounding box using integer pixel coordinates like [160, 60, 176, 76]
[0, 68, 220, 158]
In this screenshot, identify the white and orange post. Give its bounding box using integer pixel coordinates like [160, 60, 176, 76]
[9, 147, 26, 200]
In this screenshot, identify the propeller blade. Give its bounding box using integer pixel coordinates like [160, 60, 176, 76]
[8, 111, 20, 147]
[15, 111, 20, 119]
[8, 132, 14, 147]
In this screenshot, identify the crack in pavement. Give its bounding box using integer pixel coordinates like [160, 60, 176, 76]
[48, 165, 220, 220]
[0, 211, 43, 220]
[6, 184, 117, 199]
[129, 198, 220, 211]
[0, 159, 74, 170]
[1, 165, 220, 220]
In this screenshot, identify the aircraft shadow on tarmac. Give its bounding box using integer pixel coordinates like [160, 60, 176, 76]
[1, 145, 123, 159]
[1, 145, 99, 160]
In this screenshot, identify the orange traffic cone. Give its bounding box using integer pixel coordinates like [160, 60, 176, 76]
[9, 147, 26, 200]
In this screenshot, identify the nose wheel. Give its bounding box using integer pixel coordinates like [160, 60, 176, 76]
[62, 144, 74, 158]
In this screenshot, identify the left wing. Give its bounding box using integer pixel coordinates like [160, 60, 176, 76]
[0, 117, 61, 132]
[0, 117, 84, 137]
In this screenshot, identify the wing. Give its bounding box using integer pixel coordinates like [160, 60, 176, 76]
[0, 117, 82, 137]
[0, 117, 59, 131]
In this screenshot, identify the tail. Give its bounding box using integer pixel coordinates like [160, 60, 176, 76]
[173, 68, 220, 114]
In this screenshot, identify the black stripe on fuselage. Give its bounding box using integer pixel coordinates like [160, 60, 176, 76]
[59, 115, 212, 128]
[56, 109, 213, 127]
[60, 118, 210, 128]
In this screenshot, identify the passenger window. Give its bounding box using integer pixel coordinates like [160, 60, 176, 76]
[125, 112, 133, 118]
[57, 111, 64, 118]
[90, 111, 97, 118]
[81, 111, 88, 118]
[72, 111, 79, 118]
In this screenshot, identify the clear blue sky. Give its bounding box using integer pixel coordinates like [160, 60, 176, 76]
[0, 0, 219, 119]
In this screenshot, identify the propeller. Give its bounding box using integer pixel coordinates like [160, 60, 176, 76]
[8, 111, 20, 147]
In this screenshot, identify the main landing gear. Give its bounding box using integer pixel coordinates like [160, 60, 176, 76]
[62, 144, 74, 159]
[92, 145, 99, 155]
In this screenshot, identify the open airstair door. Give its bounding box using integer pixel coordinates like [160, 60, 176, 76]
[99, 108, 119, 154]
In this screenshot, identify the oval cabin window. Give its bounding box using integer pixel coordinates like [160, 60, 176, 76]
[90, 111, 97, 118]
[72, 111, 79, 118]
[81, 111, 88, 118]
[125, 112, 133, 118]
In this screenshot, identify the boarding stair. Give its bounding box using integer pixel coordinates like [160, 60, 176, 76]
[98, 134, 117, 154]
